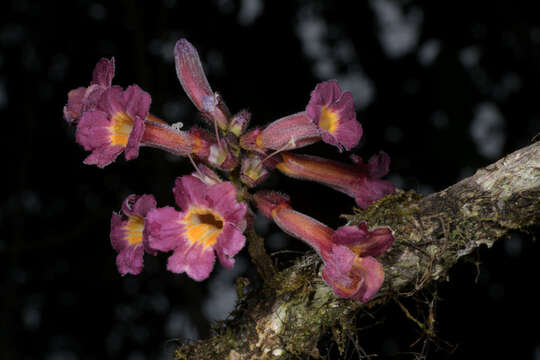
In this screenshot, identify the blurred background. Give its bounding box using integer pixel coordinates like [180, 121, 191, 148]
[1, 0, 539, 359]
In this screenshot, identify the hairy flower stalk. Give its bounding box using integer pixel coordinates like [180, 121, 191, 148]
[276, 151, 395, 209]
[253, 191, 394, 302]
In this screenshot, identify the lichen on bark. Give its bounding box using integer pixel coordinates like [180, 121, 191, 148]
[175, 142, 539, 360]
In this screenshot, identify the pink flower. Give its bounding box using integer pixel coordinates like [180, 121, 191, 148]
[275, 151, 395, 209]
[145, 175, 247, 281]
[306, 80, 362, 152]
[253, 191, 394, 302]
[110, 194, 157, 275]
[75, 85, 151, 168]
[63, 57, 115, 125]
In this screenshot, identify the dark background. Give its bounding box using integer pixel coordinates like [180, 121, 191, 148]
[2, 0, 539, 359]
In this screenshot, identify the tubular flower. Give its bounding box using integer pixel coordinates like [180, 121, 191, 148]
[63, 57, 115, 125]
[253, 191, 394, 302]
[275, 151, 395, 209]
[306, 80, 362, 152]
[174, 39, 230, 131]
[259, 112, 321, 151]
[110, 194, 157, 275]
[75, 85, 151, 168]
[145, 175, 247, 281]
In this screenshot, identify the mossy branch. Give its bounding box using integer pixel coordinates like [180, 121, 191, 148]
[175, 142, 540, 360]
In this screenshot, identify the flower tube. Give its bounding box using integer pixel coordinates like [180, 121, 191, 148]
[275, 151, 395, 209]
[258, 112, 321, 151]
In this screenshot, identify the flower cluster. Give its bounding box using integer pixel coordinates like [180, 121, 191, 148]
[63, 38, 395, 301]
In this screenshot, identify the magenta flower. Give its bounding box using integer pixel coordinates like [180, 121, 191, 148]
[145, 175, 247, 281]
[75, 84, 151, 168]
[323, 223, 393, 301]
[276, 151, 395, 209]
[253, 191, 394, 302]
[306, 80, 362, 152]
[63, 57, 115, 125]
[110, 194, 157, 275]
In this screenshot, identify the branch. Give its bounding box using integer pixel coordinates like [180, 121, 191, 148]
[175, 142, 540, 359]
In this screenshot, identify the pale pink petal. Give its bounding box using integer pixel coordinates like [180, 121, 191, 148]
[167, 244, 216, 281]
[215, 224, 246, 269]
[173, 175, 209, 210]
[116, 244, 144, 276]
[206, 182, 247, 224]
[91, 57, 115, 87]
[333, 223, 394, 258]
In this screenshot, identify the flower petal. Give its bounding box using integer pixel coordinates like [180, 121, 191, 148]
[332, 223, 394, 258]
[173, 175, 209, 210]
[353, 177, 395, 210]
[116, 244, 144, 276]
[321, 245, 385, 302]
[110, 213, 127, 252]
[145, 207, 185, 252]
[91, 57, 115, 87]
[124, 115, 145, 160]
[313, 80, 341, 106]
[167, 244, 216, 281]
[350, 256, 385, 302]
[206, 181, 246, 224]
[215, 223, 246, 269]
[367, 151, 391, 179]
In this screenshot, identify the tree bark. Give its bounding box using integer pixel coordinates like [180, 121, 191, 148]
[175, 142, 540, 360]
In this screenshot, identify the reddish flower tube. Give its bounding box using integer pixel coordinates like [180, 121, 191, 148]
[275, 151, 395, 209]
